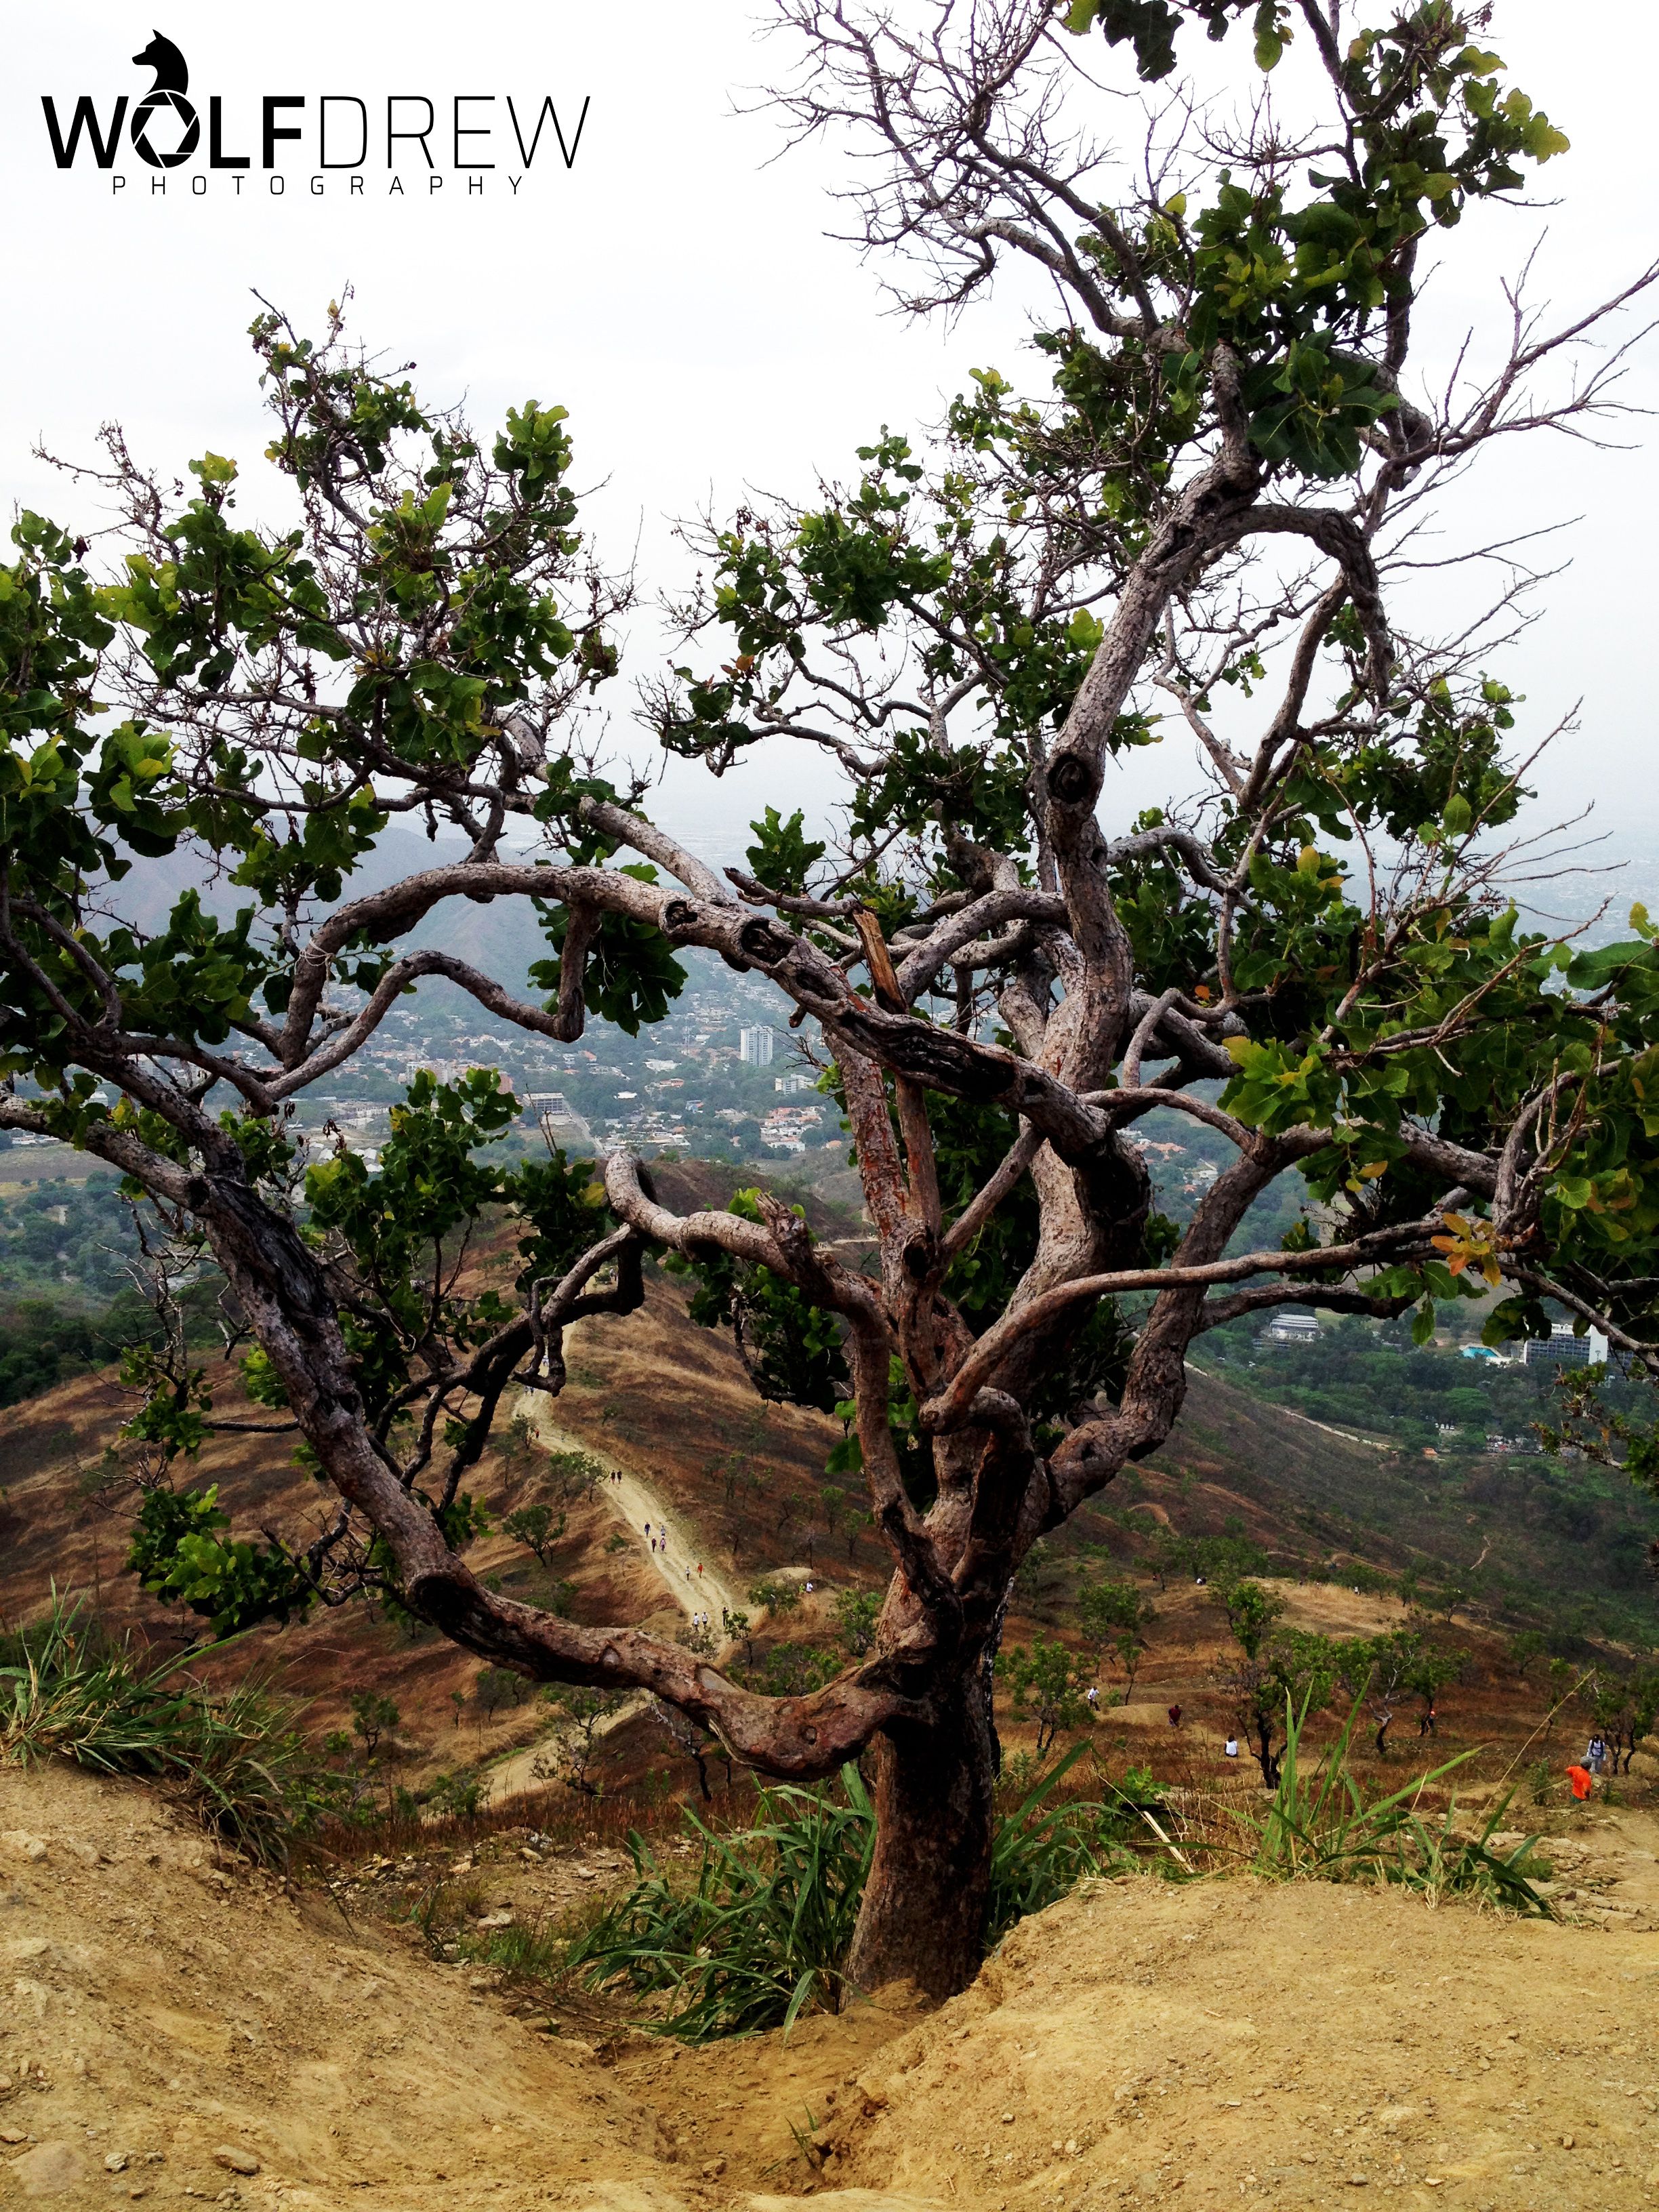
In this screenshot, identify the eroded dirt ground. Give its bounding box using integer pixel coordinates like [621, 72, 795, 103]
[6, 1758, 1659, 2212]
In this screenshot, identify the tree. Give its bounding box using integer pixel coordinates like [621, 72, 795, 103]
[650, 1694, 721, 1801]
[1405, 1645, 1463, 1734]
[1583, 1667, 1659, 1776]
[1333, 1626, 1427, 1757]
[497, 1411, 537, 1496]
[1004, 1635, 1094, 1756]
[748, 1578, 802, 1621]
[1221, 1629, 1336, 1788]
[1077, 1576, 1154, 1690]
[835, 1587, 882, 1658]
[535, 1685, 630, 1795]
[474, 1665, 528, 1723]
[502, 1500, 564, 1572]
[5, 7, 1658, 2001]
[1507, 1629, 1548, 1681]
[349, 1689, 398, 1760]
[1223, 1580, 1286, 1662]
[1147, 1529, 1267, 1593]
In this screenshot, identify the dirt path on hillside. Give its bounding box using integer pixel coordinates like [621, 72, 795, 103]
[514, 1393, 743, 1628]
[487, 1393, 748, 1806]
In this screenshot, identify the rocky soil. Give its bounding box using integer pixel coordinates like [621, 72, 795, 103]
[8, 1755, 1659, 2212]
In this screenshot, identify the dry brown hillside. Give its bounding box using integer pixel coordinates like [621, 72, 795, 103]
[2, 1164, 1652, 1808]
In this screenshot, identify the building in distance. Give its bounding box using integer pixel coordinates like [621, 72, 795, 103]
[526, 1092, 593, 1149]
[1264, 1311, 1319, 1345]
[1522, 1321, 1610, 1370]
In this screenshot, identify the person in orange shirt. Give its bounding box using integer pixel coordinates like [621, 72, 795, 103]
[1567, 1764, 1594, 1801]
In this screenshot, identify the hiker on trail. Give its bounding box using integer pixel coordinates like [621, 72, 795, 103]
[1420, 1701, 1438, 1737]
[1568, 1763, 1595, 1801]
[1587, 1734, 1610, 1776]
[1168, 1704, 1182, 1729]
[1224, 1736, 1239, 1759]
[1086, 1686, 1099, 1708]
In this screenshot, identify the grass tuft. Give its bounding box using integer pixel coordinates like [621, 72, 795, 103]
[1214, 1694, 1555, 1913]
[0, 1593, 314, 1863]
[986, 1741, 1151, 1942]
[565, 1746, 1155, 2042]
[567, 1766, 875, 2041]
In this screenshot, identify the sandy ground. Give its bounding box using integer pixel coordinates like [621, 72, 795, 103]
[799, 1859, 1659, 2211]
[0, 1759, 670, 2212]
[11, 1755, 1659, 2212]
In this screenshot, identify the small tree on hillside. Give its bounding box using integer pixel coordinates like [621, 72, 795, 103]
[1223, 1580, 1287, 1661]
[349, 1689, 398, 1760]
[835, 1587, 882, 1658]
[6, 5, 1659, 1998]
[1333, 1626, 1427, 1757]
[1507, 1629, 1548, 1681]
[1078, 1576, 1155, 1692]
[1005, 1634, 1094, 1756]
[535, 1685, 630, 1795]
[1583, 1667, 1659, 1776]
[1406, 1645, 1464, 1734]
[502, 1500, 564, 1571]
[1221, 1628, 1336, 1788]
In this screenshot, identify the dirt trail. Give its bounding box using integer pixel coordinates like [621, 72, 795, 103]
[11, 1755, 1659, 2212]
[794, 1865, 1659, 2210]
[514, 1393, 743, 1629]
[487, 1393, 748, 1805]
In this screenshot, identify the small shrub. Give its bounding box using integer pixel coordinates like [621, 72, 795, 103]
[475, 1665, 531, 1720]
[833, 1589, 879, 1658]
[350, 1690, 399, 1757]
[748, 1578, 802, 1619]
[1004, 1635, 1094, 1755]
[427, 1769, 485, 1820]
[567, 1769, 875, 2041]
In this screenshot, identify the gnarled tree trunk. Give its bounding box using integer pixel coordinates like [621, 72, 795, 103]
[845, 1681, 999, 2001]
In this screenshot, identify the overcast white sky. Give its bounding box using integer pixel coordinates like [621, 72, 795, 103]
[3, 1, 1655, 870]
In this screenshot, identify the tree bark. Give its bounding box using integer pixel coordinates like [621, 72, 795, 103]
[845, 1682, 998, 2003]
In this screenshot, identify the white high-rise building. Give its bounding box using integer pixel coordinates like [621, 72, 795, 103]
[739, 1025, 775, 1067]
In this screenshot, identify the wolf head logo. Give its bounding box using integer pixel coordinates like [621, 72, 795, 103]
[129, 29, 197, 167]
[131, 30, 188, 98]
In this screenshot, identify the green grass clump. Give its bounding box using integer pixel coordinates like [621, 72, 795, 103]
[0, 1594, 315, 1863]
[566, 1746, 1151, 2043]
[567, 1767, 874, 2041]
[1231, 1694, 1553, 1914]
[985, 1742, 1151, 1942]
